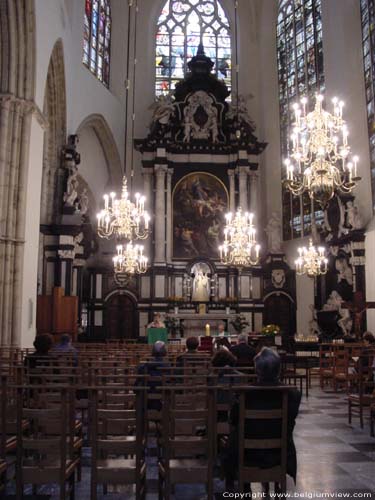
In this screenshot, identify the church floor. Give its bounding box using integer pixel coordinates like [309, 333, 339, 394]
[5, 385, 375, 499]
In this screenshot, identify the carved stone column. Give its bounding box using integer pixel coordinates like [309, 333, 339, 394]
[154, 165, 167, 264]
[166, 169, 173, 263]
[228, 169, 236, 213]
[238, 167, 250, 212]
[143, 168, 153, 258]
[249, 172, 259, 216]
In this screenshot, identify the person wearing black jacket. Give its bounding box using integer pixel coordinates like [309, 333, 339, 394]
[221, 347, 301, 492]
[230, 333, 257, 367]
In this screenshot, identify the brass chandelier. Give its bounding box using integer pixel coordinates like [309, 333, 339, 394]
[284, 94, 361, 206]
[97, 176, 150, 241]
[219, 208, 260, 268]
[295, 238, 328, 277]
[113, 242, 148, 275]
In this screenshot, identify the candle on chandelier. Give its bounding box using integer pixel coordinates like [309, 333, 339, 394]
[347, 162, 353, 181]
[104, 194, 109, 210]
[339, 101, 344, 118]
[353, 156, 359, 178]
[144, 213, 150, 229]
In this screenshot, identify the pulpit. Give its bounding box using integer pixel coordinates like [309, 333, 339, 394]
[37, 287, 78, 340]
[147, 327, 168, 345]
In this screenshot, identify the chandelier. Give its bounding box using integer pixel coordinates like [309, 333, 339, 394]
[295, 238, 328, 277]
[283, 94, 361, 206]
[219, 208, 260, 268]
[113, 242, 148, 275]
[97, 176, 150, 240]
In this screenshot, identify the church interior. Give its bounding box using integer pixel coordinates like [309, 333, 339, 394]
[0, 0, 375, 498]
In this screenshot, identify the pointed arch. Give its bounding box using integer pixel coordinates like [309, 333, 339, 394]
[155, 0, 232, 96]
[40, 39, 67, 225]
[76, 114, 122, 188]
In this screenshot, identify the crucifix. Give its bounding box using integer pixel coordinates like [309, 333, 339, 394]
[342, 291, 375, 339]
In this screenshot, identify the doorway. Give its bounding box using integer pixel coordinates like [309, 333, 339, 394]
[105, 293, 138, 339]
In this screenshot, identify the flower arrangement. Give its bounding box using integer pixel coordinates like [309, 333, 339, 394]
[230, 314, 250, 334]
[261, 324, 281, 335]
[164, 316, 184, 337]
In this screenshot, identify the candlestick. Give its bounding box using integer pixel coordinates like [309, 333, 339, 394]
[205, 323, 210, 337]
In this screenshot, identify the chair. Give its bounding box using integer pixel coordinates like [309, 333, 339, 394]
[370, 400, 375, 437]
[90, 387, 146, 500]
[16, 386, 79, 500]
[319, 344, 334, 389]
[237, 386, 291, 493]
[333, 348, 353, 392]
[348, 350, 375, 428]
[158, 386, 215, 499]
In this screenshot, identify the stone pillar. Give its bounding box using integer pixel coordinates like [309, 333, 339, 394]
[238, 167, 249, 212]
[249, 172, 259, 216]
[154, 165, 167, 264]
[228, 169, 236, 213]
[166, 169, 173, 263]
[143, 168, 153, 258]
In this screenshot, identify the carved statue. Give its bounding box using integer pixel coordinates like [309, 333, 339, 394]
[308, 305, 321, 337]
[227, 93, 256, 130]
[150, 95, 175, 126]
[322, 290, 352, 336]
[73, 232, 84, 258]
[77, 188, 89, 215]
[346, 201, 363, 230]
[335, 257, 353, 286]
[182, 91, 219, 142]
[265, 212, 282, 254]
[64, 176, 79, 207]
[191, 270, 210, 302]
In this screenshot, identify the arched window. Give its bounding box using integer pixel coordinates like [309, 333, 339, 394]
[277, 0, 324, 240]
[155, 0, 231, 96]
[360, 0, 375, 210]
[83, 0, 111, 86]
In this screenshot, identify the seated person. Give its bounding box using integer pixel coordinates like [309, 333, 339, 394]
[137, 341, 170, 410]
[24, 334, 55, 370]
[221, 347, 301, 491]
[51, 333, 78, 362]
[211, 350, 241, 422]
[230, 333, 256, 367]
[147, 312, 165, 328]
[176, 336, 199, 366]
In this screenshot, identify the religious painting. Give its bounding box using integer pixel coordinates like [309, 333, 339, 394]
[173, 172, 228, 259]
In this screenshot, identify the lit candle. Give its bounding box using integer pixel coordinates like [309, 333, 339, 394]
[205, 324, 210, 337]
[144, 213, 150, 229]
[347, 161, 353, 181]
[353, 155, 359, 178]
[104, 194, 109, 210]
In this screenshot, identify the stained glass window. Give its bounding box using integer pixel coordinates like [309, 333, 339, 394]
[360, 0, 375, 210]
[155, 0, 231, 96]
[277, 0, 324, 240]
[83, 0, 111, 87]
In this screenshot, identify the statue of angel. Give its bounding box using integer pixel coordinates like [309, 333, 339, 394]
[149, 95, 175, 126]
[346, 201, 363, 230]
[227, 93, 256, 130]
